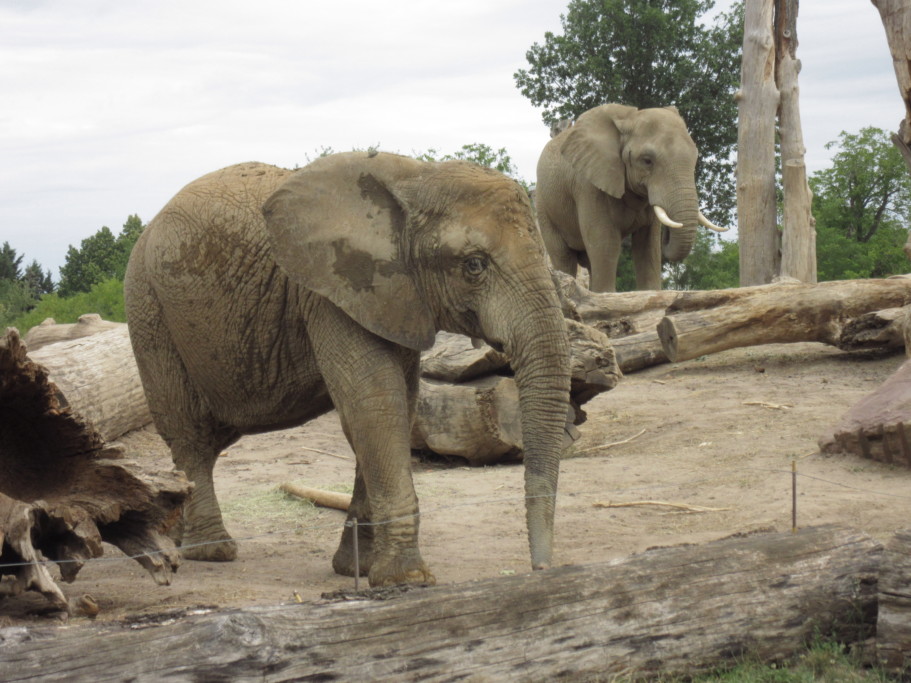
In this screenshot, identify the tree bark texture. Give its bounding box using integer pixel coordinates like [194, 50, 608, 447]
[27, 325, 152, 442]
[738, 0, 781, 285]
[877, 528, 911, 672]
[412, 324, 620, 464]
[871, 0, 911, 173]
[23, 314, 124, 352]
[0, 328, 190, 612]
[556, 272, 911, 370]
[0, 525, 882, 682]
[819, 356, 911, 466]
[656, 277, 911, 363]
[776, 0, 817, 283]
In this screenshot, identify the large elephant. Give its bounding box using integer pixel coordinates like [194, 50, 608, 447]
[536, 104, 727, 292]
[124, 152, 571, 587]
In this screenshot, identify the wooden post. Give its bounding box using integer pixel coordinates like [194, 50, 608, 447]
[871, 0, 911, 176]
[776, 0, 817, 282]
[738, 0, 781, 286]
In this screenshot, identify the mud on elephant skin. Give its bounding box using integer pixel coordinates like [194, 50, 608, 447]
[124, 152, 571, 587]
[536, 104, 727, 292]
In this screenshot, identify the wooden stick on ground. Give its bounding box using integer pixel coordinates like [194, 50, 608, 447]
[576, 428, 647, 454]
[593, 500, 732, 513]
[280, 483, 351, 511]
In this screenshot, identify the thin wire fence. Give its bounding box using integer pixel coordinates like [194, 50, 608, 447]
[3, 462, 909, 576]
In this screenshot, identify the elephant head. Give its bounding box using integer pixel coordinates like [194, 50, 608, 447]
[262, 152, 571, 570]
[560, 104, 726, 262]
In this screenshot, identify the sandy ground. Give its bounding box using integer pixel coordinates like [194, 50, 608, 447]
[3, 341, 910, 625]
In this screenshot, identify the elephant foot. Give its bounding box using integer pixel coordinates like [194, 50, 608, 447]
[180, 535, 238, 562]
[332, 522, 375, 577]
[368, 552, 436, 588]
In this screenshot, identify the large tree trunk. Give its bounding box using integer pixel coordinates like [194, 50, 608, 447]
[0, 525, 882, 681]
[776, 0, 817, 282]
[0, 328, 190, 613]
[738, 0, 781, 285]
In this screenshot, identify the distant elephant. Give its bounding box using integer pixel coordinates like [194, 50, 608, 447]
[536, 104, 727, 292]
[124, 153, 571, 587]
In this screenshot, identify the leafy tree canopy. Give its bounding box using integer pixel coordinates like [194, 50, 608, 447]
[514, 0, 744, 223]
[21, 260, 54, 297]
[0, 242, 24, 282]
[417, 143, 528, 192]
[58, 214, 145, 297]
[663, 232, 739, 290]
[811, 127, 911, 281]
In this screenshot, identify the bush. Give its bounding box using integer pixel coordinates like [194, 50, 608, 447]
[9, 278, 126, 335]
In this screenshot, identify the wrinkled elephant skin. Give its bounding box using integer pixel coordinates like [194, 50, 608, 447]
[536, 104, 713, 292]
[124, 153, 571, 587]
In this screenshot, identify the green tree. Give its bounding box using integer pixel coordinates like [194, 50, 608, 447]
[21, 259, 54, 297]
[0, 242, 24, 282]
[58, 215, 145, 296]
[514, 0, 744, 224]
[0, 279, 37, 329]
[417, 143, 529, 192]
[811, 128, 911, 281]
[664, 231, 739, 290]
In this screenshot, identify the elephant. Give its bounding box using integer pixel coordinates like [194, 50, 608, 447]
[535, 104, 727, 292]
[123, 152, 571, 587]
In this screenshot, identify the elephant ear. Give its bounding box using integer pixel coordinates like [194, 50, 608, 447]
[262, 152, 437, 351]
[560, 104, 637, 199]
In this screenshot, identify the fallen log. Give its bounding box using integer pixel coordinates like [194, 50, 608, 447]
[877, 528, 911, 671]
[411, 323, 620, 464]
[23, 314, 123, 352]
[0, 328, 191, 613]
[0, 525, 880, 681]
[658, 277, 911, 363]
[836, 306, 910, 352]
[28, 325, 152, 442]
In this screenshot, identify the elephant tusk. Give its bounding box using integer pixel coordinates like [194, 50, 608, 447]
[653, 205, 683, 229]
[698, 211, 730, 232]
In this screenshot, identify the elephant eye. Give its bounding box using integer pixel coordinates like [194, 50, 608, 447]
[463, 255, 488, 278]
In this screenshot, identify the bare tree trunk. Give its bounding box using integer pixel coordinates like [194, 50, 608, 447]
[738, 0, 781, 285]
[871, 0, 911, 175]
[776, 0, 817, 282]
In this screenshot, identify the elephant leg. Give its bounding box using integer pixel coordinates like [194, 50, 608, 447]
[166, 424, 239, 562]
[309, 301, 433, 587]
[332, 463, 374, 576]
[631, 221, 663, 290]
[538, 213, 578, 277]
[587, 227, 623, 292]
[128, 281, 240, 561]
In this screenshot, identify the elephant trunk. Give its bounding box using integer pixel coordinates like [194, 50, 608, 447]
[655, 184, 700, 263]
[499, 284, 571, 570]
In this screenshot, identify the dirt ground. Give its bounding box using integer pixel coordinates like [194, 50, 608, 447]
[4, 341, 911, 625]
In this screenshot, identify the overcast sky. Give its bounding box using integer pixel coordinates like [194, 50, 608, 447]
[0, 0, 900, 278]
